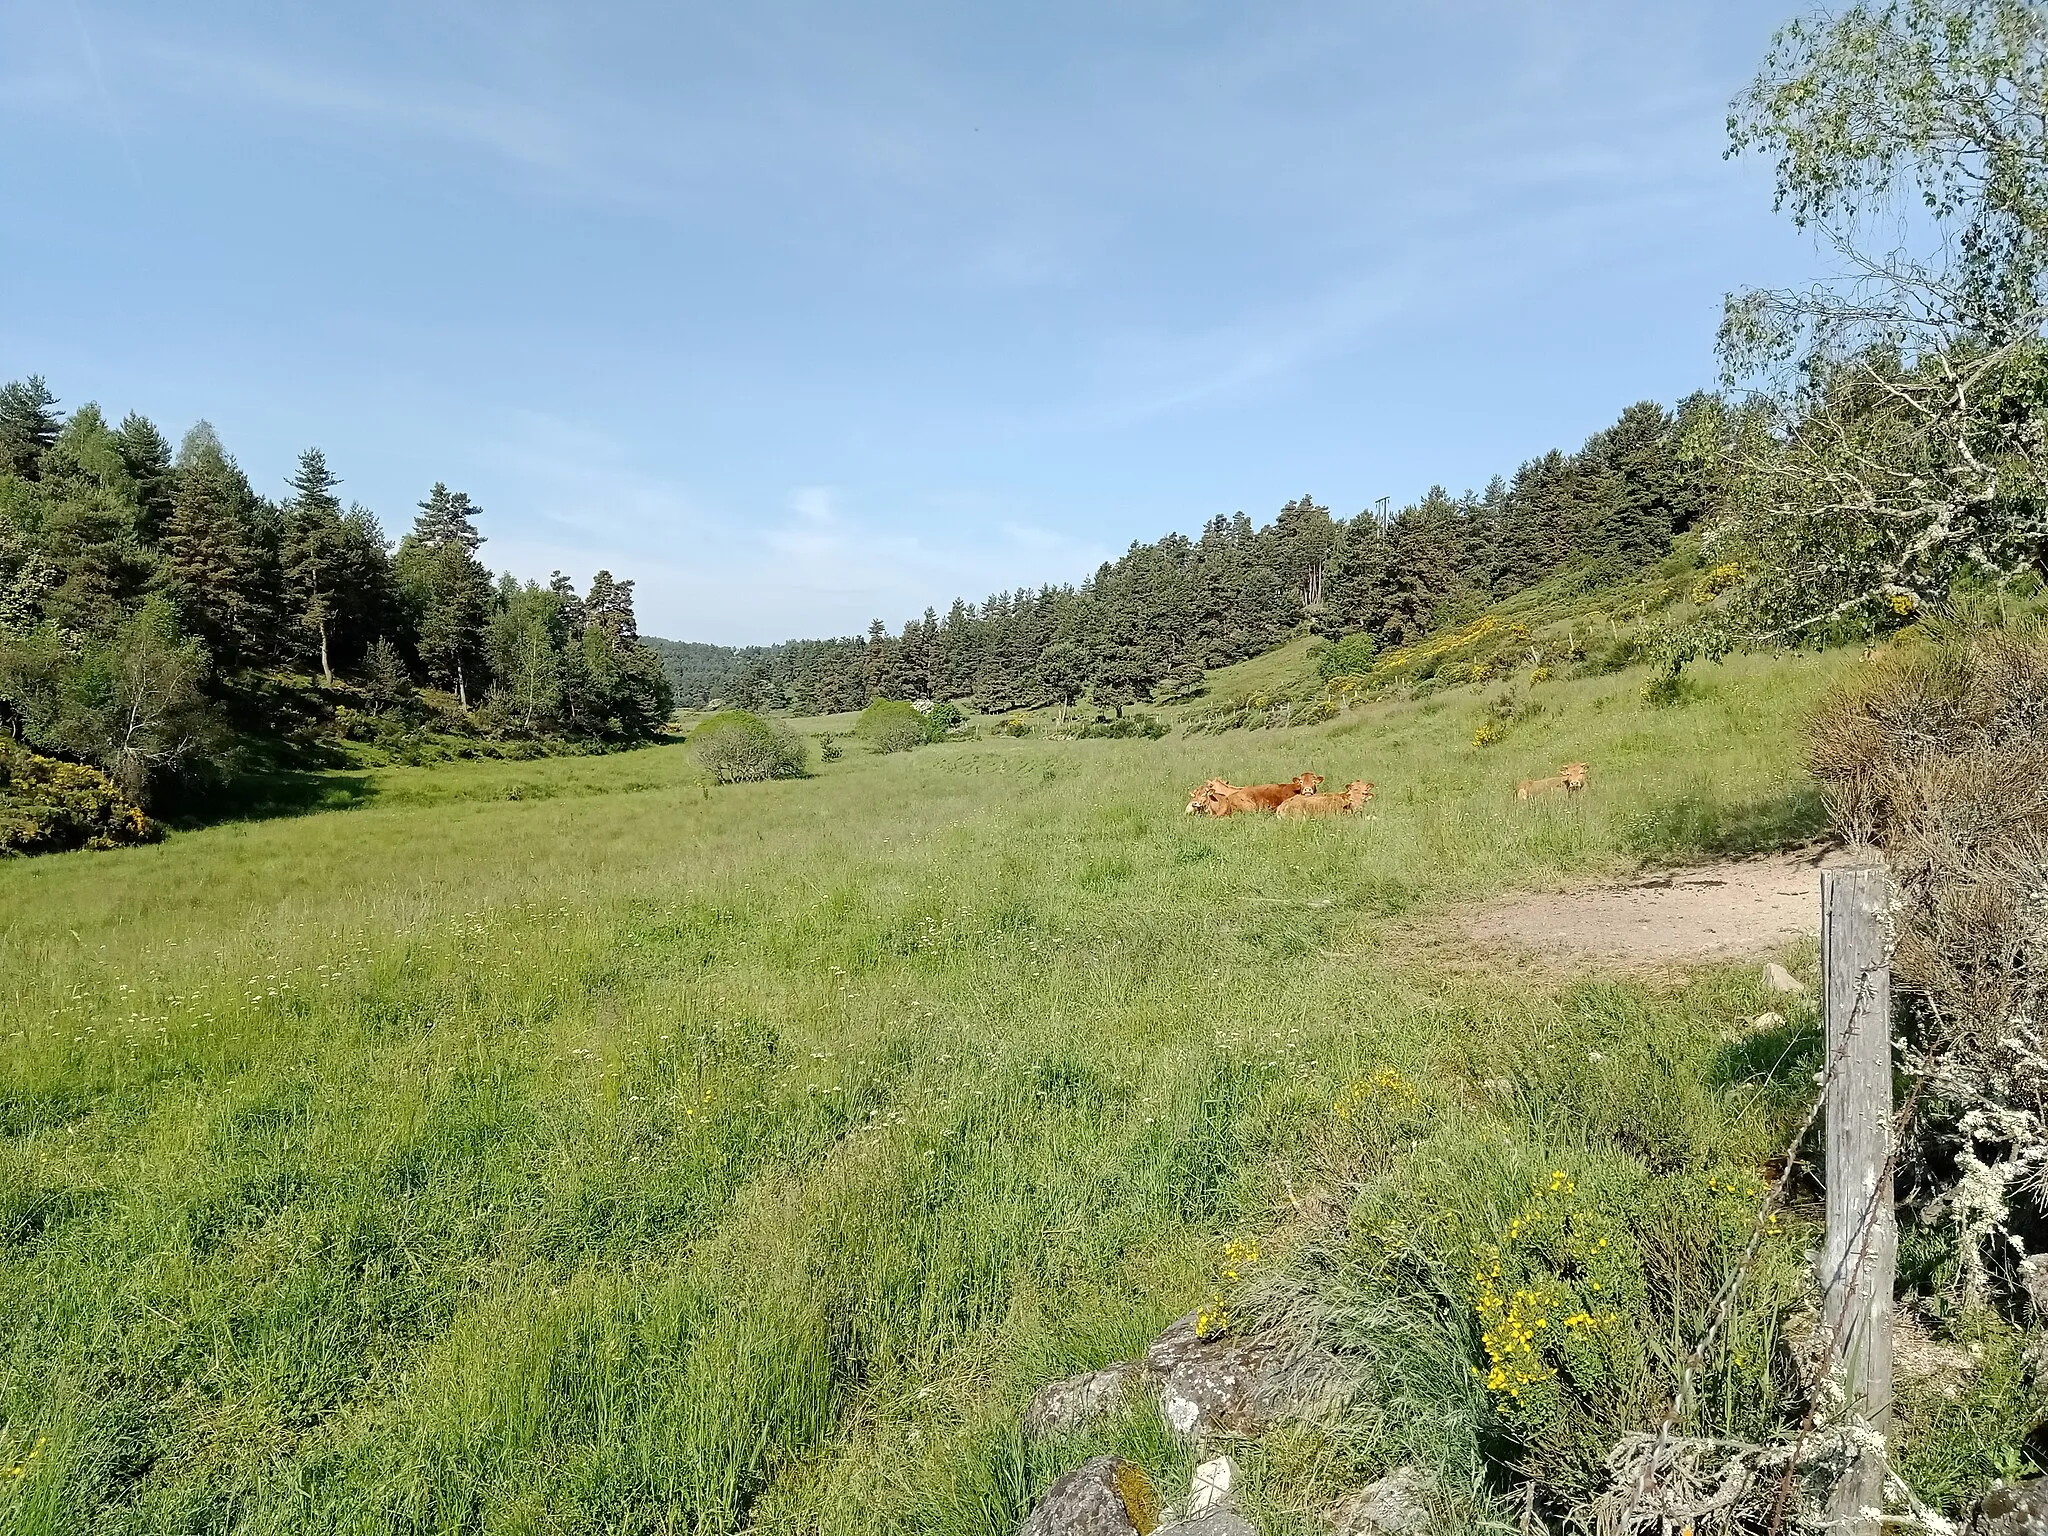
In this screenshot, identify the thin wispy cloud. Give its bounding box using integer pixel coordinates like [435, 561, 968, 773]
[4, 1, 1813, 643]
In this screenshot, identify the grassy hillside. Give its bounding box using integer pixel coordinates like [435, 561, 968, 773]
[9, 641, 2014, 1534]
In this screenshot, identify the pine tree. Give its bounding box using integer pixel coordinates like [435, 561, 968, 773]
[362, 636, 415, 715]
[112, 414, 176, 536]
[162, 423, 276, 669]
[282, 449, 351, 683]
[0, 377, 61, 479]
[584, 569, 639, 641]
[34, 404, 153, 636]
[395, 484, 494, 707]
[1320, 512, 1393, 640]
[1584, 401, 1681, 570]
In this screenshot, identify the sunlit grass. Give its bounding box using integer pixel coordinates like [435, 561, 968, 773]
[0, 651, 1863, 1533]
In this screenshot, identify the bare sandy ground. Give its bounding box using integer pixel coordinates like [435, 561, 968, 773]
[1465, 850, 1832, 963]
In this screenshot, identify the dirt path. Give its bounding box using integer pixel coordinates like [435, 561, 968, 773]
[1465, 849, 1832, 963]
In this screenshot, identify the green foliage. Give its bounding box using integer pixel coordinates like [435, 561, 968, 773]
[0, 735, 156, 854]
[394, 483, 493, 707]
[1714, 1, 2048, 638]
[921, 698, 967, 740]
[0, 599, 218, 805]
[689, 710, 807, 782]
[0, 377, 675, 841]
[1317, 632, 1378, 681]
[857, 699, 927, 754]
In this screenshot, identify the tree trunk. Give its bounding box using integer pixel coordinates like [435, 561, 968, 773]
[318, 619, 332, 686]
[455, 658, 468, 711]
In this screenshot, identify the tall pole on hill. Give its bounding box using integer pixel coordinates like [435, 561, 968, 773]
[1820, 859, 1895, 1536]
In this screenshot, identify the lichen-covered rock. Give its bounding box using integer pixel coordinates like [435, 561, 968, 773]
[1327, 1467, 1434, 1536]
[1979, 1480, 2048, 1536]
[1023, 1361, 1142, 1438]
[1021, 1455, 1160, 1536]
[1144, 1311, 1357, 1438]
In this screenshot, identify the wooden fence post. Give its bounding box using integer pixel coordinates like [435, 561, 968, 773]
[1820, 860, 1895, 1536]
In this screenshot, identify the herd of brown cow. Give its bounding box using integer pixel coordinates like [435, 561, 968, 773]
[1184, 761, 1589, 818]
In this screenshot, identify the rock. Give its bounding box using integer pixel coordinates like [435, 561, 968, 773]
[1020, 1456, 1159, 1536]
[1153, 1515, 1259, 1536]
[1189, 1454, 1239, 1515]
[1328, 1467, 1435, 1536]
[1144, 1311, 1357, 1438]
[1978, 1479, 2048, 1536]
[2020, 1255, 2048, 1325]
[1024, 1361, 1143, 1438]
[1749, 1011, 1785, 1033]
[1761, 962, 1808, 995]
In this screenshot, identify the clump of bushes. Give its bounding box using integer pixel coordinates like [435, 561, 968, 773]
[1076, 713, 1170, 739]
[1810, 618, 2048, 1309]
[993, 714, 1033, 738]
[1317, 632, 1379, 681]
[688, 710, 807, 783]
[857, 700, 928, 754]
[0, 737, 157, 855]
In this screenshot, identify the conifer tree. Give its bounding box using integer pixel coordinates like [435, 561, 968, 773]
[112, 414, 176, 536]
[282, 449, 352, 683]
[395, 483, 494, 707]
[0, 377, 61, 479]
[34, 404, 153, 636]
[162, 424, 276, 669]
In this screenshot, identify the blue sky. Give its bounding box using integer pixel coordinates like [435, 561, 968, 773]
[3, 1, 1819, 644]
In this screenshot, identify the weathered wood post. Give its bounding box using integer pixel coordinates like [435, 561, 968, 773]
[1819, 859, 1895, 1536]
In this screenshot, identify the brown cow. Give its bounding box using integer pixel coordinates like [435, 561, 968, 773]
[1276, 780, 1375, 817]
[1186, 772, 1323, 816]
[1516, 762, 1589, 800]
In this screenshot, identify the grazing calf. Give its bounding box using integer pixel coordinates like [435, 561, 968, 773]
[1276, 780, 1374, 818]
[1186, 772, 1322, 816]
[1516, 762, 1589, 800]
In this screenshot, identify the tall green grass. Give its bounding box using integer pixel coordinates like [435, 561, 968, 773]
[0, 652, 1884, 1533]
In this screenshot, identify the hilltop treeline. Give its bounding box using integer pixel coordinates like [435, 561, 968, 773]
[693, 396, 1715, 715]
[0, 377, 672, 807]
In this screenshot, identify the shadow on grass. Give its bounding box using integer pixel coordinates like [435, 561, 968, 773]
[158, 767, 378, 831]
[1621, 781, 1829, 866]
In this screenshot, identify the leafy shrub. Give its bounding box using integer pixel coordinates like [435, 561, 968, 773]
[817, 733, 842, 762]
[1075, 713, 1170, 740]
[920, 699, 968, 741]
[993, 714, 1033, 738]
[0, 737, 157, 855]
[688, 711, 807, 783]
[1810, 618, 2048, 1308]
[1317, 633, 1379, 681]
[1640, 661, 1695, 707]
[857, 700, 927, 754]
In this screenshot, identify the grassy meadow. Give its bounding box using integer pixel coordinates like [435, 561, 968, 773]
[9, 644, 2005, 1534]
